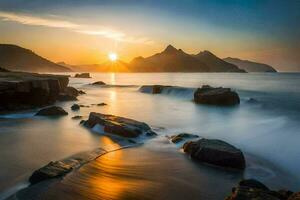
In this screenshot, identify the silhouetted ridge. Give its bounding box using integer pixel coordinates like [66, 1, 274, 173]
[0, 44, 71, 72]
[224, 57, 277, 72]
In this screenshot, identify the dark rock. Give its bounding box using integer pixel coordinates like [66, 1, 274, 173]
[288, 192, 300, 200]
[0, 67, 9, 72]
[74, 73, 91, 78]
[225, 179, 294, 200]
[57, 93, 78, 101]
[78, 90, 86, 94]
[71, 104, 80, 111]
[29, 148, 106, 184]
[64, 86, 80, 97]
[80, 120, 86, 124]
[194, 85, 240, 106]
[0, 72, 69, 111]
[139, 85, 171, 94]
[84, 112, 156, 138]
[35, 106, 68, 116]
[183, 138, 245, 169]
[92, 81, 106, 85]
[168, 133, 199, 143]
[72, 115, 82, 120]
[79, 104, 90, 108]
[97, 103, 107, 106]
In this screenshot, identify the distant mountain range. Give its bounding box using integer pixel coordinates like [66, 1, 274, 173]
[224, 57, 277, 72]
[0, 44, 277, 73]
[0, 44, 71, 72]
[128, 45, 245, 72]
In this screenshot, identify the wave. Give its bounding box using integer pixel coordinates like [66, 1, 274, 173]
[139, 85, 196, 99]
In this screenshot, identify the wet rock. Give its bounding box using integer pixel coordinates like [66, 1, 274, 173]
[74, 73, 91, 78]
[183, 138, 245, 169]
[0, 71, 69, 111]
[168, 133, 199, 143]
[84, 112, 156, 138]
[225, 179, 294, 200]
[139, 85, 171, 94]
[64, 86, 80, 97]
[72, 115, 83, 120]
[91, 81, 106, 85]
[29, 148, 106, 184]
[57, 93, 78, 101]
[79, 104, 90, 108]
[71, 104, 80, 111]
[78, 90, 86, 94]
[97, 103, 107, 106]
[194, 85, 240, 106]
[35, 106, 68, 116]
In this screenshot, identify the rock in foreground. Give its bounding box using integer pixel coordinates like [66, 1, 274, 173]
[183, 138, 245, 169]
[84, 112, 156, 138]
[35, 106, 68, 116]
[225, 179, 293, 200]
[194, 85, 240, 106]
[29, 148, 106, 184]
[74, 73, 91, 78]
[91, 81, 106, 85]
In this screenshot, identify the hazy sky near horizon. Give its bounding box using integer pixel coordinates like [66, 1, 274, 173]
[0, 0, 299, 71]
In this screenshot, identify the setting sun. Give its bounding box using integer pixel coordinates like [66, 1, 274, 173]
[108, 53, 118, 62]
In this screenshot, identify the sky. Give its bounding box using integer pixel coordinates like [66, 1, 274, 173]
[0, 0, 299, 71]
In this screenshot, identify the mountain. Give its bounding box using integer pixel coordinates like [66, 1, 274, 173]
[194, 51, 245, 72]
[63, 61, 129, 72]
[129, 45, 244, 72]
[223, 57, 277, 72]
[0, 44, 71, 72]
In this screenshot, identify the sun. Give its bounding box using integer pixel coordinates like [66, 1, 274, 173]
[108, 52, 118, 62]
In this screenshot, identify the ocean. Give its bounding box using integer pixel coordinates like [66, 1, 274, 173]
[0, 72, 300, 199]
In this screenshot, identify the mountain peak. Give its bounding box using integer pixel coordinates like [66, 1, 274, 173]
[197, 50, 215, 57]
[163, 44, 178, 54]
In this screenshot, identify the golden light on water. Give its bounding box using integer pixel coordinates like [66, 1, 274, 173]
[108, 52, 118, 62]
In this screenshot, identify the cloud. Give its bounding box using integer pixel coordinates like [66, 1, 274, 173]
[0, 11, 154, 44]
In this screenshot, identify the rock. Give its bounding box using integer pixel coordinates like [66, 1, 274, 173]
[168, 133, 199, 143]
[64, 86, 80, 97]
[72, 115, 82, 120]
[78, 90, 86, 94]
[97, 103, 107, 106]
[225, 179, 294, 200]
[74, 73, 91, 78]
[29, 148, 106, 184]
[247, 98, 259, 104]
[194, 85, 240, 106]
[57, 93, 78, 101]
[71, 104, 80, 111]
[183, 138, 245, 169]
[0, 71, 69, 111]
[35, 106, 68, 116]
[139, 85, 171, 94]
[91, 81, 106, 85]
[0, 67, 9, 72]
[288, 192, 300, 200]
[84, 112, 156, 138]
[79, 104, 90, 108]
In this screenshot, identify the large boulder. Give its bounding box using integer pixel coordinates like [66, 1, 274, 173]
[139, 85, 171, 94]
[194, 85, 240, 106]
[0, 71, 69, 111]
[225, 179, 293, 200]
[183, 138, 245, 169]
[71, 104, 80, 111]
[35, 106, 68, 116]
[84, 112, 156, 138]
[74, 73, 91, 78]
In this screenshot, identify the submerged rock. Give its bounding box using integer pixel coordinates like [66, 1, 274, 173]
[84, 112, 157, 138]
[139, 85, 171, 94]
[35, 106, 68, 116]
[168, 133, 199, 143]
[225, 179, 293, 200]
[74, 73, 91, 78]
[71, 104, 80, 111]
[91, 81, 106, 85]
[57, 93, 78, 101]
[97, 103, 107, 106]
[194, 85, 240, 106]
[247, 98, 259, 104]
[183, 138, 245, 169]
